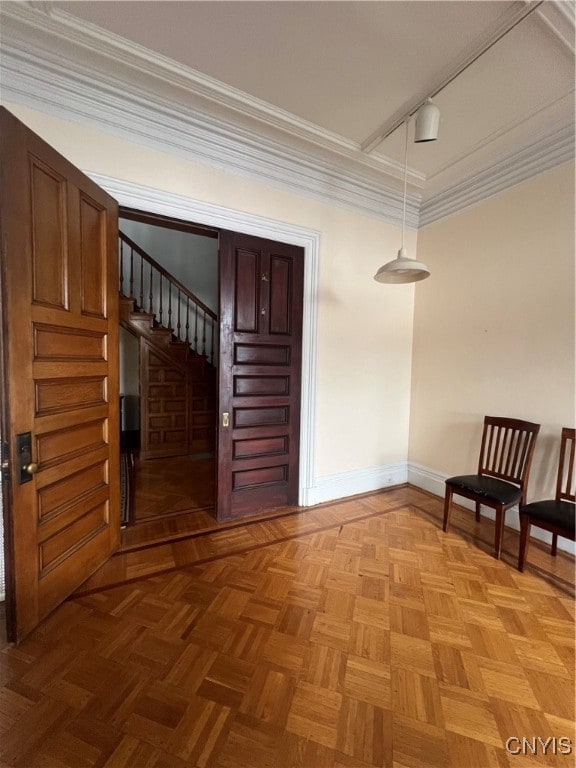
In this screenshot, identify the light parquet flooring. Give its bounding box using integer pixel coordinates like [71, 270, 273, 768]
[1, 487, 575, 768]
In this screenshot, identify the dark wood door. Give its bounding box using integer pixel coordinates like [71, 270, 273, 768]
[217, 231, 304, 519]
[0, 108, 120, 642]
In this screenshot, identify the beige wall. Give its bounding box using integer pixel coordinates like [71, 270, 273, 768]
[410, 163, 575, 508]
[5, 103, 417, 480]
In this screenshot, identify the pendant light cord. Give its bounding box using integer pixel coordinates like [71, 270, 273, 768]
[400, 118, 409, 253]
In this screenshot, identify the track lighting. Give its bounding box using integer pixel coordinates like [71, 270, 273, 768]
[414, 99, 440, 143]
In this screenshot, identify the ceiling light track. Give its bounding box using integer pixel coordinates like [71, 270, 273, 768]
[362, 0, 545, 154]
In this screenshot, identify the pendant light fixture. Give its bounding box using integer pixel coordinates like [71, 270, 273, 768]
[374, 119, 430, 284]
[414, 98, 440, 143]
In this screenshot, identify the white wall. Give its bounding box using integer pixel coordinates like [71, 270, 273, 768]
[409, 162, 575, 550]
[4, 102, 416, 491]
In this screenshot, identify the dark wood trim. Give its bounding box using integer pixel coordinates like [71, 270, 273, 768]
[120, 207, 219, 239]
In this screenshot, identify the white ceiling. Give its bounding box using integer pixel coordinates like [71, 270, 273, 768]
[1, 1, 574, 226]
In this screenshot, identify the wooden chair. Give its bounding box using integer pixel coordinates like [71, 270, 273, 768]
[518, 427, 575, 572]
[443, 416, 540, 558]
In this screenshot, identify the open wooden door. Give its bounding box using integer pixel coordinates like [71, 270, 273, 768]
[217, 231, 303, 519]
[0, 108, 120, 642]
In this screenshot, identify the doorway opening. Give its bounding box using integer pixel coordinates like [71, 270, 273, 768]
[118, 208, 219, 541]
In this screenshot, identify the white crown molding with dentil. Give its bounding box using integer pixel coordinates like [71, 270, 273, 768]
[1, 2, 574, 229]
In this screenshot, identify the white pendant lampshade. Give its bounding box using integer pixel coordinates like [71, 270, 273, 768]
[374, 248, 430, 283]
[414, 99, 440, 143]
[373, 120, 431, 284]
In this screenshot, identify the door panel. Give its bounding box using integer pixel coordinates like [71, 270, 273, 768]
[218, 231, 303, 519]
[0, 108, 120, 642]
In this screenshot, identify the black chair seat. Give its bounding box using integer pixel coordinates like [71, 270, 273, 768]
[446, 474, 521, 506]
[520, 499, 575, 536]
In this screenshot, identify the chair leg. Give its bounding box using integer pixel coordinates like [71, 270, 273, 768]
[551, 533, 558, 557]
[475, 501, 481, 522]
[494, 507, 505, 559]
[443, 487, 453, 532]
[518, 515, 530, 572]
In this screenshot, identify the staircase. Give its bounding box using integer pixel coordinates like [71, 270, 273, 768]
[118, 232, 217, 459]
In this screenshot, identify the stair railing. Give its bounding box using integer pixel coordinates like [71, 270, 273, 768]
[119, 232, 217, 365]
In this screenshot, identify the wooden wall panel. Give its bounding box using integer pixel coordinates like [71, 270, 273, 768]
[39, 500, 108, 574]
[234, 248, 259, 333]
[233, 436, 288, 460]
[234, 406, 289, 428]
[38, 460, 108, 521]
[80, 194, 106, 318]
[234, 376, 289, 397]
[34, 324, 106, 361]
[35, 377, 106, 416]
[36, 419, 107, 467]
[30, 158, 68, 309]
[234, 344, 290, 366]
[140, 340, 189, 458]
[269, 255, 292, 335]
[232, 465, 288, 490]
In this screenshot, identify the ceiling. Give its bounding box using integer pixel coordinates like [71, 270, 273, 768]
[1, 1, 574, 226]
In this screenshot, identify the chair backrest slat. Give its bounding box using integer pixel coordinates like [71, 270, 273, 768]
[556, 427, 576, 503]
[480, 416, 540, 500]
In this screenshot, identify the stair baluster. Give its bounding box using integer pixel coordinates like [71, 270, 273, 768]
[129, 246, 134, 300]
[119, 231, 217, 365]
[119, 240, 124, 295]
[202, 310, 207, 357]
[139, 254, 144, 310]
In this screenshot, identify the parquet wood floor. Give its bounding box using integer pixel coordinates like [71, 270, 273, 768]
[131, 455, 215, 522]
[1, 486, 574, 768]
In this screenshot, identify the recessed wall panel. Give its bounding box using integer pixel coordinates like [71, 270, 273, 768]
[80, 194, 106, 318]
[38, 461, 108, 521]
[232, 464, 287, 490]
[234, 375, 289, 397]
[34, 324, 105, 362]
[235, 248, 259, 332]
[30, 159, 68, 309]
[233, 436, 288, 460]
[269, 255, 292, 334]
[36, 419, 107, 467]
[39, 501, 108, 574]
[35, 377, 106, 416]
[234, 344, 290, 366]
[234, 406, 288, 428]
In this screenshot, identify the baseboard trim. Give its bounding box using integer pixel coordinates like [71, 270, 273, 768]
[408, 461, 576, 555]
[306, 462, 408, 507]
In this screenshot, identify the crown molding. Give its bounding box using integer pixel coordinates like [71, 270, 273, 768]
[1, 2, 572, 230]
[419, 124, 575, 227]
[0, 40, 421, 229]
[535, 0, 576, 54]
[0, 3, 411, 179]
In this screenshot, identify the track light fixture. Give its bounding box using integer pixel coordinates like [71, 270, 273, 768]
[414, 99, 440, 143]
